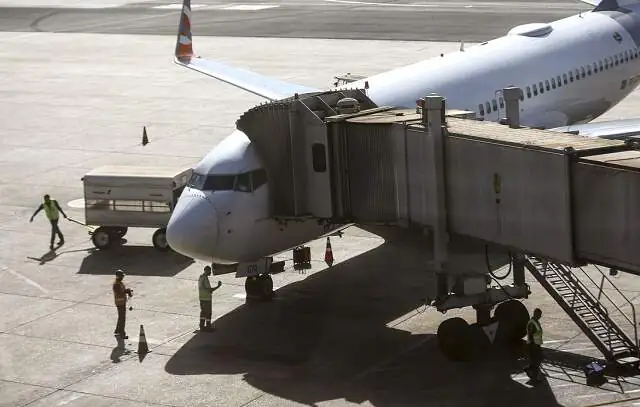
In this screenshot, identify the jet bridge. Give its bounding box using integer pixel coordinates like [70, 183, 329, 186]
[236, 88, 640, 366]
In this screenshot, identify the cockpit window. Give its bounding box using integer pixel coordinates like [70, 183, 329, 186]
[234, 173, 251, 192]
[205, 175, 235, 191]
[188, 169, 268, 193]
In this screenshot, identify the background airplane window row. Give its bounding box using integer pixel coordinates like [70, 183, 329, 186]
[477, 47, 640, 117]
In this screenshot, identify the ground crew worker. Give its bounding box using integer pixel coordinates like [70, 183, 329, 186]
[30, 194, 67, 251]
[526, 308, 544, 384]
[198, 266, 221, 331]
[113, 269, 133, 339]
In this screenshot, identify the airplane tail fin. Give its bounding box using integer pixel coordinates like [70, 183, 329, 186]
[172, 0, 320, 100]
[592, 0, 640, 11]
[175, 0, 194, 62]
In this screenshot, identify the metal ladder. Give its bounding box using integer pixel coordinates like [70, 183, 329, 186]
[525, 257, 640, 367]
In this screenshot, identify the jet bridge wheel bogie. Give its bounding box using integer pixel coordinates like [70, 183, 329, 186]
[437, 317, 474, 362]
[494, 299, 530, 346]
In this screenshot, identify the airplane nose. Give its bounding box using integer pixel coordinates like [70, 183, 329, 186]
[166, 193, 219, 261]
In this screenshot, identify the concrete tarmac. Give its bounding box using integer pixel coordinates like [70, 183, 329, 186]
[3, 32, 640, 407]
[0, 0, 591, 41]
[4, 1, 640, 406]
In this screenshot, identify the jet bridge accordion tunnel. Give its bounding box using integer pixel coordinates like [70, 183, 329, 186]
[237, 88, 640, 363]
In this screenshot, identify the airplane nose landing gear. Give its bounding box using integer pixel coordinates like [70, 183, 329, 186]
[245, 274, 274, 301]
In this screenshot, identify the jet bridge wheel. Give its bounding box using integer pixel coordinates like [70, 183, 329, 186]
[494, 299, 530, 346]
[437, 317, 474, 362]
[245, 274, 274, 301]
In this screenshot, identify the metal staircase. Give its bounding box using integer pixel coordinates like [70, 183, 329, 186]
[525, 257, 640, 368]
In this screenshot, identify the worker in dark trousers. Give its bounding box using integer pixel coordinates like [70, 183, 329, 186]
[30, 194, 67, 251]
[113, 269, 133, 339]
[198, 266, 221, 331]
[526, 308, 544, 384]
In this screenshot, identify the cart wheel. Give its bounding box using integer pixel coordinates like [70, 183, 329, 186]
[152, 228, 170, 252]
[114, 227, 128, 238]
[92, 227, 112, 250]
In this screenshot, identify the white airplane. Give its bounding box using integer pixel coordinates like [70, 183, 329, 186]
[166, 0, 640, 298]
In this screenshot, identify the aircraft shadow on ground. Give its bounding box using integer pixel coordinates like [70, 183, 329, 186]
[164, 227, 562, 407]
[76, 245, 193, 277]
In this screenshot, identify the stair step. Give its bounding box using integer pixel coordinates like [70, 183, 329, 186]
[615, 356, 640, 365]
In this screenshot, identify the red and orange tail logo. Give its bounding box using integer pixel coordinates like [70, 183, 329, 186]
[175, 0, 194, 61]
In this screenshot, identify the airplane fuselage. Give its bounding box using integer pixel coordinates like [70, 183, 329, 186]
[167, 4, 640, 265]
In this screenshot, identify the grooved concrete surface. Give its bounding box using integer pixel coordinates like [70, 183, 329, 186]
[3, 2, 640, 406]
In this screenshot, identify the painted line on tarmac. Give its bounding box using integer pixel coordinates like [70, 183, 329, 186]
[0, 265, 49, 294]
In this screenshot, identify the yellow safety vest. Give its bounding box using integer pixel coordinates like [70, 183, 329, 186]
[198, 274, 212, 301]
[43, 200, 59, 221]
[527, 318, 543, 345]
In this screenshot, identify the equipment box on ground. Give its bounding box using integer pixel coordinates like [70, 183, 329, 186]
[81, 165, 193, 251]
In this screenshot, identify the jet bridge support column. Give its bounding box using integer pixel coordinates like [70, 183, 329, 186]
[422, 92, 531, 362]
[423, 95, 450, 304]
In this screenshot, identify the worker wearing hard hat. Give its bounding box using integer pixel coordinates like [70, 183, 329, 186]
[525, 308, 544, 384]
[198, 266, 222, 332]
[30, 194, 68, 251]
[113, 269, 133, 339]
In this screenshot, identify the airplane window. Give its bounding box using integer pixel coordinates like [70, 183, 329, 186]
[615, 55, 619, 66]
[234, 173, 252, 192]
[635, 49, 639, 58]
[593, 62, 597, 73]
[251, 169, 268, 190]
[563, 74, 568, 84]
[575, 69, 580, 80]
[486, 101, 491, 113]
[539, 82, 544, 94]
[478, 103, 484, 116]
[545, 80, 550, 91]
[519, 90, 524, 101]
[587, 65, 591, 76]
[312, 143, 327, 172]
[187, 172, 206, 190]
[579, 67, 585, 78]
[526, 86, 532, 98]
[630, 50, 634, 60]
[604, 58, 609, 69]
[204, 175, 235, 191]
[492, 98, 498, 111]
[499, 97, 504, 108]
[551, 78, 556, 89]
[557, 75, 562, 87]
[533, 84, 538, 96]
[569, 71, 574, 82]
[625, 50, 629, 61]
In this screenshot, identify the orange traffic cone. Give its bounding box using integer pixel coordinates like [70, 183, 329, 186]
[324, 236, 334, 267]
[142, 126, 149, 146]
[136, 324, 150, 361]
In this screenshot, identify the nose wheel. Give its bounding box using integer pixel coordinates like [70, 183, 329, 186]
[245, 274, 274, 301]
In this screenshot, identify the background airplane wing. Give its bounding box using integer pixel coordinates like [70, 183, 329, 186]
[174, 0, 320, 101]
[550, 118, 640, 139]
